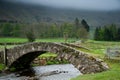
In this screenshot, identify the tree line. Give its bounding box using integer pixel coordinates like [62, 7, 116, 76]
[0, 18, 90, 42]
[94, 24, 120, 41]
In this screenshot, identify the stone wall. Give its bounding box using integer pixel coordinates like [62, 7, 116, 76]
[106, 47, 120, 60]
[0, 50, 4, 63]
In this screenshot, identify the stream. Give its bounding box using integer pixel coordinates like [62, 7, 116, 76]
[0, 64, 82, 80]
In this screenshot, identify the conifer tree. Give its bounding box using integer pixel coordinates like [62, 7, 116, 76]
[81, 19, 90, 32]
[117, 28, 120, 41]
[94, 27, 99, 40]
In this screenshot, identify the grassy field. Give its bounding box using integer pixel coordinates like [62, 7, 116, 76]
[0, 38, 27, 43]
[36, 38, 75, 43]
[71, 40, 120, 80]
[0, 37, 75, 43]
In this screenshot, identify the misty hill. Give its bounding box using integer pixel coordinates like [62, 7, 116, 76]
[0, 1, 120, 27]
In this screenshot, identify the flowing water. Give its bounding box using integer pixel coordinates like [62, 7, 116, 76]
[0, 64, 82, 80]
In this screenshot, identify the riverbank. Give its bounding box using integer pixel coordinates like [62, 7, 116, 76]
[0, 64, 82, 80]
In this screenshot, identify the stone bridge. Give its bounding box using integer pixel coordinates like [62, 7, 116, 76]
[0, 42, 108, 74]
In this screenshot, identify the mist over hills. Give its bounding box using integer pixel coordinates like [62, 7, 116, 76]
[0, 0, 120, 27]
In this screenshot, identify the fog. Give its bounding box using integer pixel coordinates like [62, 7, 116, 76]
[5, 0, 120, 11]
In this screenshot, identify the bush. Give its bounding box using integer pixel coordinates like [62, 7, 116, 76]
[26, 29, 36, 42]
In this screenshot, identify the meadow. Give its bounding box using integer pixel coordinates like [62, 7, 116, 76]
[0, 37, 75, 43]
[0, 38, 120, 80]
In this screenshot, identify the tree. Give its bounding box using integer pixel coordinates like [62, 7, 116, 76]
[77, 27, 88, 40]
[62, 23, 70, 42]
[103, 27, 111, 41]
[26, 28, 36, 42]
[116, 28, 120, 41]
[12, 24, 21, 37]
[94, 24, 119, 41]
[94, 27, 99, 40]
[50, 24, 58, 38]
[74, 18, 79, 28]
[1, 23, 13, 37]
[81, 19, 90, 32]
[109, 24, 117, 41]
[63, 32, 68, 43]
[76, 27, 88, 42]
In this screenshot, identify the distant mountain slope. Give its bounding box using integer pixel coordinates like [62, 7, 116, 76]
[0, 0, 120, 27]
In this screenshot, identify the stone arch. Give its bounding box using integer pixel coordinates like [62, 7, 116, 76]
[3, 42, 108, 74]
[9, 51, 47, 71]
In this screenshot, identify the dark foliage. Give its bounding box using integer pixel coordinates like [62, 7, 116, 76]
[81, 19, 90, 32]
[94, 24, 120, 41]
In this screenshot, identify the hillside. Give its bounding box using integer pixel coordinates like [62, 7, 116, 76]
[0, 0, 120, 27]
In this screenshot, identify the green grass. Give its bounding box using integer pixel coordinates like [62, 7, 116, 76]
[0, 64, 5, 71]
[0, 38, 27, 43]
[39, 52, 57, 58]
[78, 40, 120, 58]
[71, 40, 120, 80]
[36, 38, 75, 43]
[0, 37, 75, 43]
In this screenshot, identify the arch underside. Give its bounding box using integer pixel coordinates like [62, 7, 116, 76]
[9, 51, 47, 71]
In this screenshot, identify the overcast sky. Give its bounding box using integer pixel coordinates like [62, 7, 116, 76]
[6, 0, 120, 11]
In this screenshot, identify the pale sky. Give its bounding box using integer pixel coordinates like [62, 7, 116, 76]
[5, 0, 120, 11]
